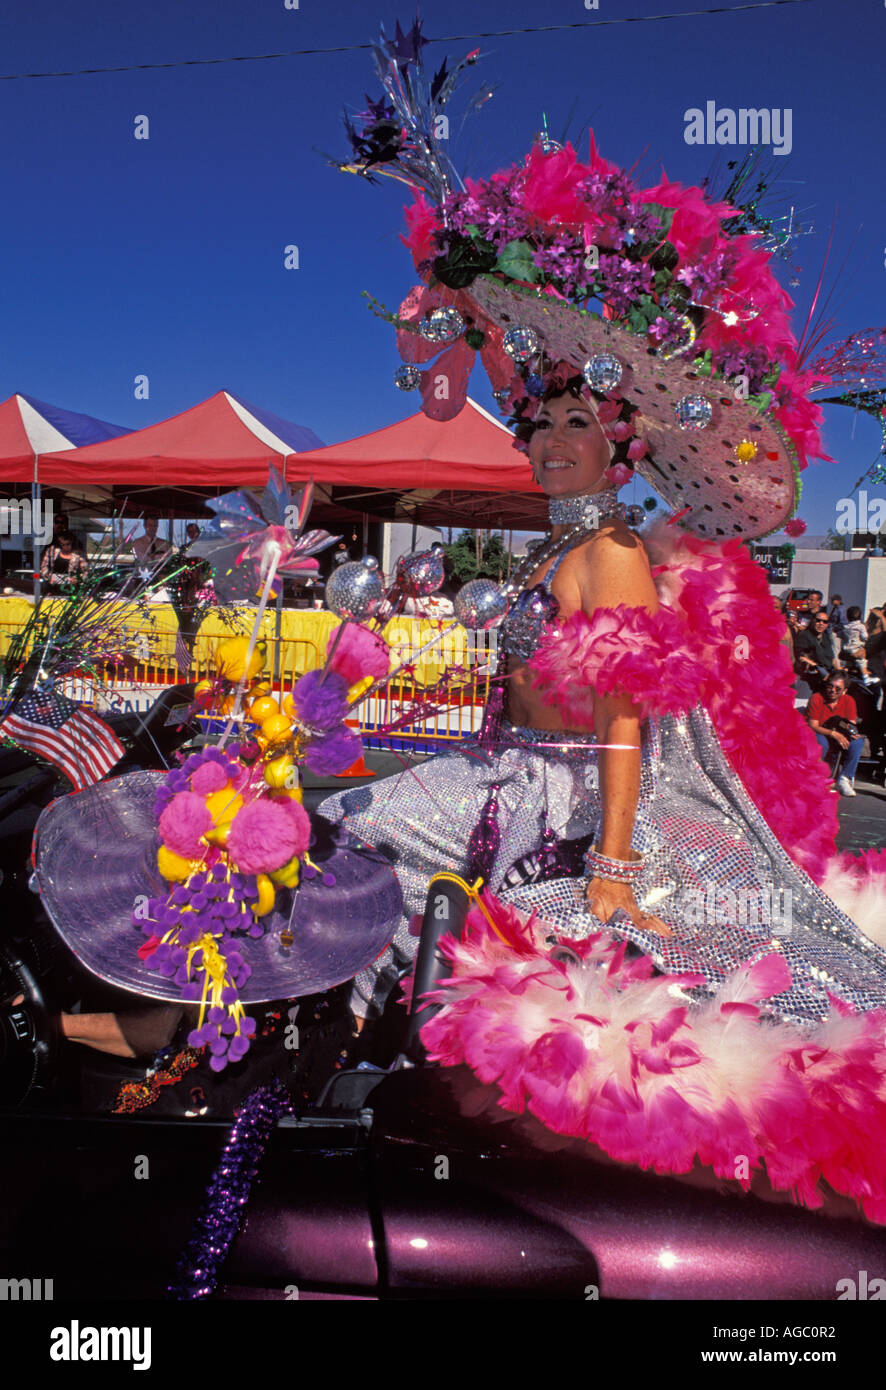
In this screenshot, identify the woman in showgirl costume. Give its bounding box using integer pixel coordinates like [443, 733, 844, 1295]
[324, 22, 886, 1216]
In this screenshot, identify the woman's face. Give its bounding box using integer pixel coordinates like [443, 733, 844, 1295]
[59, 536, 72, 554]
[528, 392, 611, 499]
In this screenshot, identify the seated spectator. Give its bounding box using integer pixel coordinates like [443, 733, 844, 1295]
[794, 611, 841, 690]
[40, 530, 88, 590]
[807, 673, 865, 797]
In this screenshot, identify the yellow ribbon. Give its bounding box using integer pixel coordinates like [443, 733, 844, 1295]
[427, 872, 515, 949]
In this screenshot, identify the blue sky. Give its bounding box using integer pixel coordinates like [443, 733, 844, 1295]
[0, 0, 884, 538]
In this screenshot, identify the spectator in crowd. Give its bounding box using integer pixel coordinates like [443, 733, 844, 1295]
[807, 673, 865, 797]
[842, 605, 874, 682]
[804, 589, 824, 619]
[40, 529, 88, 590]
[185, 523, 201, 544]
[828, 592, 847, 637]
[133, 518, 170, 566]
[866, 606, 886, 683]
[332, 542, 351, 567]
[50, 510, 84, 552]
[794, 611, 841, 690]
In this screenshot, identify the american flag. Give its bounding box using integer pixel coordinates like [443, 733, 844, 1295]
[0, 691, 125, 790]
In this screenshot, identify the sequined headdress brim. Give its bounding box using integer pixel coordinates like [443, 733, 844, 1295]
[469, 277, 800, 541]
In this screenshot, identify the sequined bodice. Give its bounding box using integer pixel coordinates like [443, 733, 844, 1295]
[500, 547, 572, 663]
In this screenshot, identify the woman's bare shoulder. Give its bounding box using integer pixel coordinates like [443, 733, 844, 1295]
[567, 522, 658, 611]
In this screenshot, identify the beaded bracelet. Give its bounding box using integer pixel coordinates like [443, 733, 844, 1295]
[584, 844, 645, 884]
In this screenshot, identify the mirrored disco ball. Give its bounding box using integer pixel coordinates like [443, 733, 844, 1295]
[582, 353, 623, 392]
[397, 545, 445, 597]
[394, 363, 422, 391]
[674, 394, 713, 430]
[624, 505, 646, 527]
[419, 307, 465, 343]
[325, 556, 383, 620]
[502, 326, 541, 363]
[453, 578, 508, 630]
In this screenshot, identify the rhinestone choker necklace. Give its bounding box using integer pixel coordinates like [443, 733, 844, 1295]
[549, 488, 620, 528]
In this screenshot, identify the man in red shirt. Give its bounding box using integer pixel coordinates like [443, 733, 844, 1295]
[807, 673, 864, 796]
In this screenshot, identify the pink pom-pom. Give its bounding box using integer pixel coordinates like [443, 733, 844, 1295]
[158, 792, 211, 858]
[226, 799, 304, 874]
[270, 796, 311, 857]
[784, 518, 807, 538]
[325, 623, 390, 686]
[190, 762, 227, 795]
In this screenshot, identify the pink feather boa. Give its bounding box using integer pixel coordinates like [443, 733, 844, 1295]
[528, 526, 838, 877]
[417, 895, 886, 1224]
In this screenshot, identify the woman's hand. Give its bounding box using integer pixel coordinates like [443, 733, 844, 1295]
[586, 875, 672, 936]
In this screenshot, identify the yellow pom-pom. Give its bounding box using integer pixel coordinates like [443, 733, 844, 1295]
[735, 439, 758, 463]
[281, 692, 296, 720]
[249, 680, 273, 702]
[261, 713, 292, 744]
[250, 695, 280, 723]
[205, 786, 243, 827]
[194, 679, 213, 698]
[263, 753, 295, 789]
[157, 846, 196, 882]
[269, 857, 300, 888]
[250, 873, 276, 916]
[216, 636, 266, 683]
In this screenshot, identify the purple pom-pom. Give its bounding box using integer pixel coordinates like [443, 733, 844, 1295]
[292, 669, 350, 730]
[304, 726, 363, 776]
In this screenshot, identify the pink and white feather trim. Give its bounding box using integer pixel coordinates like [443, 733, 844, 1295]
[417, 893, 886, 1224]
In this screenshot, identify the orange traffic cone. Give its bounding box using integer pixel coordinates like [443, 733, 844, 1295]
[334, 719, 376, 779]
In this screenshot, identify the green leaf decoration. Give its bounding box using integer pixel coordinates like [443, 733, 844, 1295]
[640, 201, 676, 236]
[495, 239, 539, 282]
[432, 233, 498, 289]
[650, 240, 679, 273]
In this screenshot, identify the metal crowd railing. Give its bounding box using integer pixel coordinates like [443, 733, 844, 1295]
[0, 620, 498, 749]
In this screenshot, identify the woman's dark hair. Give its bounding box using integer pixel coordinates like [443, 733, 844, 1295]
[847, 605, 862, 621]
[56, 530, 74, 545]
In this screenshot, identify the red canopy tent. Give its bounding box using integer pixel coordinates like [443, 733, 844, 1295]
[37, 392, 546, 529]
[288, 398, 546, 529]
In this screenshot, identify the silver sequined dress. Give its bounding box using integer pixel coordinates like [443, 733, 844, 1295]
[319, 548, 886, 1023]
